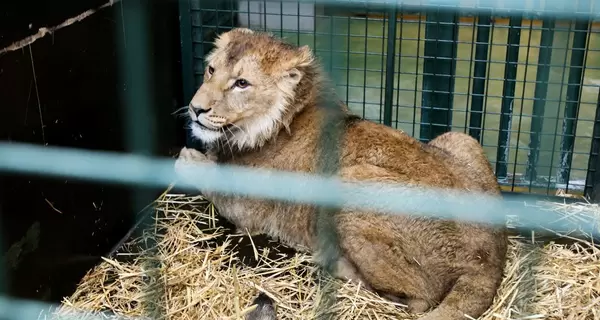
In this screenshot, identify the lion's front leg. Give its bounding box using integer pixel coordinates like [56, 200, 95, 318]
[174, 147, 217, 197]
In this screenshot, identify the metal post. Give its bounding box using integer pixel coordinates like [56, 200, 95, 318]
[116, 0, 163, 317]
[420, 9, 458, 142]
[495, 16, 522, 180]
[178, 0, 200, 150]
[179, 0, 195, 106]
[526, 18, 555, 184]
[468, 14, 491, 142]
[584, 91, 600, 201]
[558, 19, 590, 184]
[118, 0, 156, 156]
[383, 7, 398, 127]
[0, 195, 4, 295]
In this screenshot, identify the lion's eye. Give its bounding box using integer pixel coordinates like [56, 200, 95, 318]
[207, 66, 214, 75]
[234, 79, 250, 89]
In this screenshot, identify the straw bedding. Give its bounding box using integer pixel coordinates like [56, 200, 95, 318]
[50, 191, 600, 320]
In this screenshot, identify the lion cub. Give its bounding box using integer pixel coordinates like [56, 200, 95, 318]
[175, 28, 507, 320]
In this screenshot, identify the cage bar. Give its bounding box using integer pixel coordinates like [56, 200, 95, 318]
[468, 14, 491, 142]
[419, 10, 458, 142]
[383, 7, 398, 127]
[495, 16, 522, 180]
[117, 0, 156, 156]
[526, 18, 556, 184]
[558, 19, 590, 185]
[178, 0, 198, 148]
[179, 0, 195, 106]
[115, 0, 163, 316]
[584, 89, 600, 200]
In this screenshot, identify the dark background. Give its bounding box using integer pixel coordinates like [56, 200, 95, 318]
[0, 0, 187, 303]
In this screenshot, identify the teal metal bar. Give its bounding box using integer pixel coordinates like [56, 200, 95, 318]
[383, 7, 398, 126]
[420, 9, 458, 142]
[526, 18, 555, 183]
[468, 14, 491, 142]
[1, 142, 598, 236]
[558, 19, 590, 185]
[495, 16, 522, 180]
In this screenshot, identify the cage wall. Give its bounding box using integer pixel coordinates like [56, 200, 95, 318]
[178, 0, 600, 198]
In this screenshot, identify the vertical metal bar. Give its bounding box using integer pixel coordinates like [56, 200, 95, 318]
[584, 91, 600, 200]
[468, 14, 491, 142]
[480, 19, 497, 145]
[378, 15, 387, 123]
[495, 16, 522, 180]
[118, 0, 156, 156]
[412, 13, 423, 137]
[346, 16, 351, 104]
[511, 20, 535, 192]
[558, 19, 590, 184]
[179, 0, 195, 106]
[394, 9, 405, 129]
[362, 12, 368, 119]
[545, 22, 574, 194]
[419, 9, 458, 142]
[313, 6, 345, 319]
[383, 7, 398, 127]
[0, 194, 4, 295]
[178, 0, 199, 149]
[526, 18, 555, 185]
[116, 0, 162, 317]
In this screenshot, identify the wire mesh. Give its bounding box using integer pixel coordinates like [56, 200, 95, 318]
[184, 0, 600, 197]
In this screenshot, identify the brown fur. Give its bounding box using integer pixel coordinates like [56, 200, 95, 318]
[175, 28, 508, 320]
[245, 293, 277, 320]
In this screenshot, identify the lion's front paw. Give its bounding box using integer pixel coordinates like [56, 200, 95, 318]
[177, 146, 210, 163]
[174, 147, 214, 182]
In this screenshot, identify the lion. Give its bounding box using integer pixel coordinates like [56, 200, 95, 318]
[174, 28, 508, 320]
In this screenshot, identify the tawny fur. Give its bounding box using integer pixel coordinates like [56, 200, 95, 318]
[175, 28, 508, 320]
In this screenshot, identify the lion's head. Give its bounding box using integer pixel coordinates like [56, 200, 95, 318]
[186, 28, 319, 152]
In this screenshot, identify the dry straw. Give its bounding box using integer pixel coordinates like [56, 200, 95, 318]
[49, 191, 599, 319]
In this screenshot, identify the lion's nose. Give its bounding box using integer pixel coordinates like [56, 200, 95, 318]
[190, 105, 211, 117]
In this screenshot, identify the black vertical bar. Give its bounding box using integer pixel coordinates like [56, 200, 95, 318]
[116, 0, 163, 317]
[468, 14, 491, 142]
[383, 7, 398, 127]
[118, 0, 156, 156]
[526, 18, 555, 183]
[584, 91, 600, 200]
[179, 0, 195, 106]
[0, 192, 4, 295]
[420, 10, 458, 142]
[558, 20, 590, 184]
[495, 16, 522, 180]
[178, 0, 199, 150]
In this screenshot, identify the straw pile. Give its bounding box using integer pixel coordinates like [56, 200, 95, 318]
[49, 192, 600, 320]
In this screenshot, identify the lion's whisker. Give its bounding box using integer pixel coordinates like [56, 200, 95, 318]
[222, 127, 235, 157]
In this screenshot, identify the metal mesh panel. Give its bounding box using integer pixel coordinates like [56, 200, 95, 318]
[181, 0, 600, 197]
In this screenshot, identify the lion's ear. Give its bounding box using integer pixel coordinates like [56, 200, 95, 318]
[280, 45, 314, 70]
[214, 32, 231, 49]
[278, 45, 313, 86]
[295, 45, 314, 67]
[282, 68, 303, 87]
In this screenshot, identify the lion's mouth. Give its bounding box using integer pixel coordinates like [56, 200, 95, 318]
[195, 121, 234, 132]
[196, 121, 219, 132]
